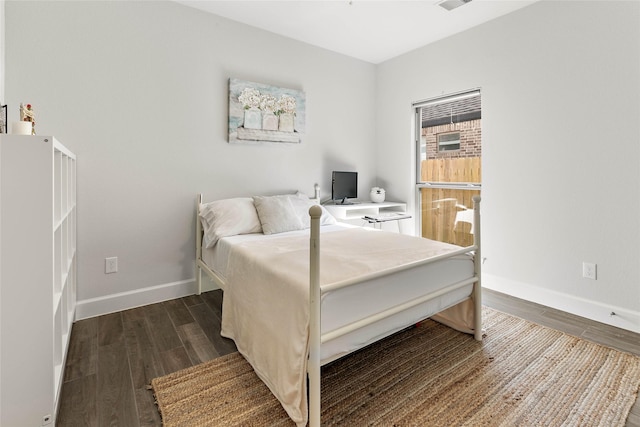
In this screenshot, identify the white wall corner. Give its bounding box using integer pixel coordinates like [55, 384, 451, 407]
[483, 273, 640, 334]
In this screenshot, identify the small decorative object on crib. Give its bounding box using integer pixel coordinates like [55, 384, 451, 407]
[370, 187, 385, 203]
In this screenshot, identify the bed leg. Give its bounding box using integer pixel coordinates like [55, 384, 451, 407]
[472, 195, 482, 341]
[196, 265, 202, 295]
[309, 362, 320, 427]
[309, 205, 323, 427]
[196, 194, 203, 296]
[473, 281, 482, 341]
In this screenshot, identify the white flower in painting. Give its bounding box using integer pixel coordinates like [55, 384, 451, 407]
[238, 87, 262, 110]
[277, 94, 297, 115]
[260, 94, 278, 114]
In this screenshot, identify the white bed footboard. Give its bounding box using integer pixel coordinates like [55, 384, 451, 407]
[307, 196, 481, 427]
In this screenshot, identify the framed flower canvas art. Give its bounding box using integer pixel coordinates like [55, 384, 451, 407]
[228, 78, 306, 144]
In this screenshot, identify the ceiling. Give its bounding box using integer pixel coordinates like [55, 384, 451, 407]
[174, 0, 539, 64]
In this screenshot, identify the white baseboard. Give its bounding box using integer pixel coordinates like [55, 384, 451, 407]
[483, 274, 640, 334]
[75, 273, 640, 333]
[75, 275, 218, 320]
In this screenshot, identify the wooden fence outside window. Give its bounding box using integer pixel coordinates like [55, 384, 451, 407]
[420, 157, 481, 246]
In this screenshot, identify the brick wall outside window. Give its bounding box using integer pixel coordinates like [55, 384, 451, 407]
[422, 119, 481, 159]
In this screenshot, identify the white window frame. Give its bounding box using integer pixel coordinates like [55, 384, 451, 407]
[413, 89, 482, 234]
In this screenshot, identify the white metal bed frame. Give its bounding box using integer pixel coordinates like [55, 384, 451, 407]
[195, 186, 323, 294]
[195, 193, 225, 293]
[195, 191, 482, 427]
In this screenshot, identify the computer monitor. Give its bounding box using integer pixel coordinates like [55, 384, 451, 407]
[331, 171, 358, 204]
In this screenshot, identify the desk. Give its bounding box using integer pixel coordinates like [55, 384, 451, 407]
[324, 201, 406, 221]
[324, 201, 409, 232]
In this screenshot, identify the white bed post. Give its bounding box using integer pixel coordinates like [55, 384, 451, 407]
[472, 195, 482, 341]
[196, 194, 203, 295]
[308, 205, 323, 427]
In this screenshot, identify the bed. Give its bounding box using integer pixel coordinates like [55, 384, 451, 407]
[195, 187, 482, 427]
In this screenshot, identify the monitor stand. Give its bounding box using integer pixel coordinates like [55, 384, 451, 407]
[337, 198, 358, 205]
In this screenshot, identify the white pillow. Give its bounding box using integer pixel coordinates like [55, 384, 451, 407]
[253, 195, 305, 235]
[199, 197, 262, 248]
[292, 191, 337, 228]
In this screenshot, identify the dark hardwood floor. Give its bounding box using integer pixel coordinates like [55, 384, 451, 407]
[56, 289, 640, 426]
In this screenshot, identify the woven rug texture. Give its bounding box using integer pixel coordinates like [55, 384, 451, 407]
[151, 308, 640, 426]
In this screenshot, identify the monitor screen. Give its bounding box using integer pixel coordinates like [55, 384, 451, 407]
[332, 171, 358, 204]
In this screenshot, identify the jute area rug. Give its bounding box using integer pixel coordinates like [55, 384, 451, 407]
[151, 308, 640, 426]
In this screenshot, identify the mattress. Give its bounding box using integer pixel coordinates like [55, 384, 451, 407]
[201, 224, 353, 289]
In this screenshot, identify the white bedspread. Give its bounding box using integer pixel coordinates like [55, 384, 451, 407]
[221, 227, 468, 427]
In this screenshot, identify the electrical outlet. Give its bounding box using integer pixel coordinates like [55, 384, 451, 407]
[582, 262, 597, 280]
[105, 257, 118, 274]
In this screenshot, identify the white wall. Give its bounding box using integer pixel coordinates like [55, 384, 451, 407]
[0, 0, 4, 104]
[376, 1, 640, 332]
[4, 1, 376, 317]
[6, 1, 640, 333]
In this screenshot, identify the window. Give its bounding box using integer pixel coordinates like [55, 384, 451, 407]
[437, 132, 460, 151]
[414, 89, 481, 245]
